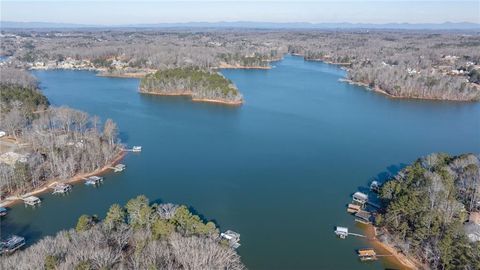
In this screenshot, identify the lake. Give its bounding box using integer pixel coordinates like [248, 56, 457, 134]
[2, 55, 479, 269]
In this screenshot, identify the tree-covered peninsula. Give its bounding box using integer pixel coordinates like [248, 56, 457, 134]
[0, 195, 245, 270]
[139, 68, 243, 105]
[0, 68, 122, 199]
[376, 153, 480, 269]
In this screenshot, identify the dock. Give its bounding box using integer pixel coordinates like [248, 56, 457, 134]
[221, 230, 241, 249]
[347, 203, 361, 213]
[84, 176, 103, 185]
[352, 191, 368, 206]
[109, 164, 126, 172]
[0, 235, 25, 255]
[357, 248, 377, 261]
[123, 146, 142, 152]
[355, 210, 373, 224]
[334, 226, 366, 239]
[22, 196, 41, 207]
[370, 181, 381, 193]
[52, 183, 72, 194]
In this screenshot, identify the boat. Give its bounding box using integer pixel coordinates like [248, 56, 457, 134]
[0, 207, 7, 217]
[0, 235, 26, 255]
[52, 183, 72, 194]
[23, 196, 41, 206]
[132, 146, 142, 152]
[85, 176, 103, 185]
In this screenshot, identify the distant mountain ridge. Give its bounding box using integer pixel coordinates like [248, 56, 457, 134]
[1, 21, 479, 30]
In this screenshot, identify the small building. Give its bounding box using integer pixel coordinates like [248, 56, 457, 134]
[0, 207, 7, 217]
[221, 230, 241, 249]
[52, 183, 72, 194]
[334, 226, 349, 239]
[352, 192, 368, 205]
[23, 196, 41, 206]
[357, 248, 377, 261]
[0, 131, 6, 137]
[0, 235, 26, 255]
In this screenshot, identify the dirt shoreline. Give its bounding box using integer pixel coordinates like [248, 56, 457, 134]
[216, 63, 271, 70]
[139, 89, 243, 105]
[362, 225, 422, 270]
[0, 150, 126, 208]
[339, 78, 477, 102]
[97, 72, 151, 78]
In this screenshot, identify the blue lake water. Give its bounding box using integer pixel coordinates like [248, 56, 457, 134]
[2, 55, 479, 269]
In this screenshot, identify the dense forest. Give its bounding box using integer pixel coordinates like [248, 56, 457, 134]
[0, 195, 245, 269]
[0, 68, 121, 195]
[140, 68, 243, 104]
[1, 30, 479, 101]
[376, 153, 480, 269]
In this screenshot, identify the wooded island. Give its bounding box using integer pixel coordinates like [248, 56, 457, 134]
[139, 68, 243, 105]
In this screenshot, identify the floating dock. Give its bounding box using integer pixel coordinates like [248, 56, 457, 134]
[110, 164, 126, 172]
[124, 146, 142, 152]
[221, 230, 241, 249]
[52, 183, 72, 194]
[347, 203, 361, 213]
[370, 181, 381, 193]
[0, 235, 25, 255]
[358, 248, 377, 261]
[334, 226, 366, 239]
[23, 196, 41, 207]
[84, 176, 103, 185]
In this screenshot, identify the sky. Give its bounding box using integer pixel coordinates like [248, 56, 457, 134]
[1, 0, 479, 25]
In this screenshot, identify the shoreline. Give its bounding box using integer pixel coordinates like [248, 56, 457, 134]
[96, 72, 151, 79]
[362, 225, 421, 270]
[0, 150, 126, 208]
[216, 63, 271, 70]
[339, 78, 479, 102]
[139, 90, 243, 105]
